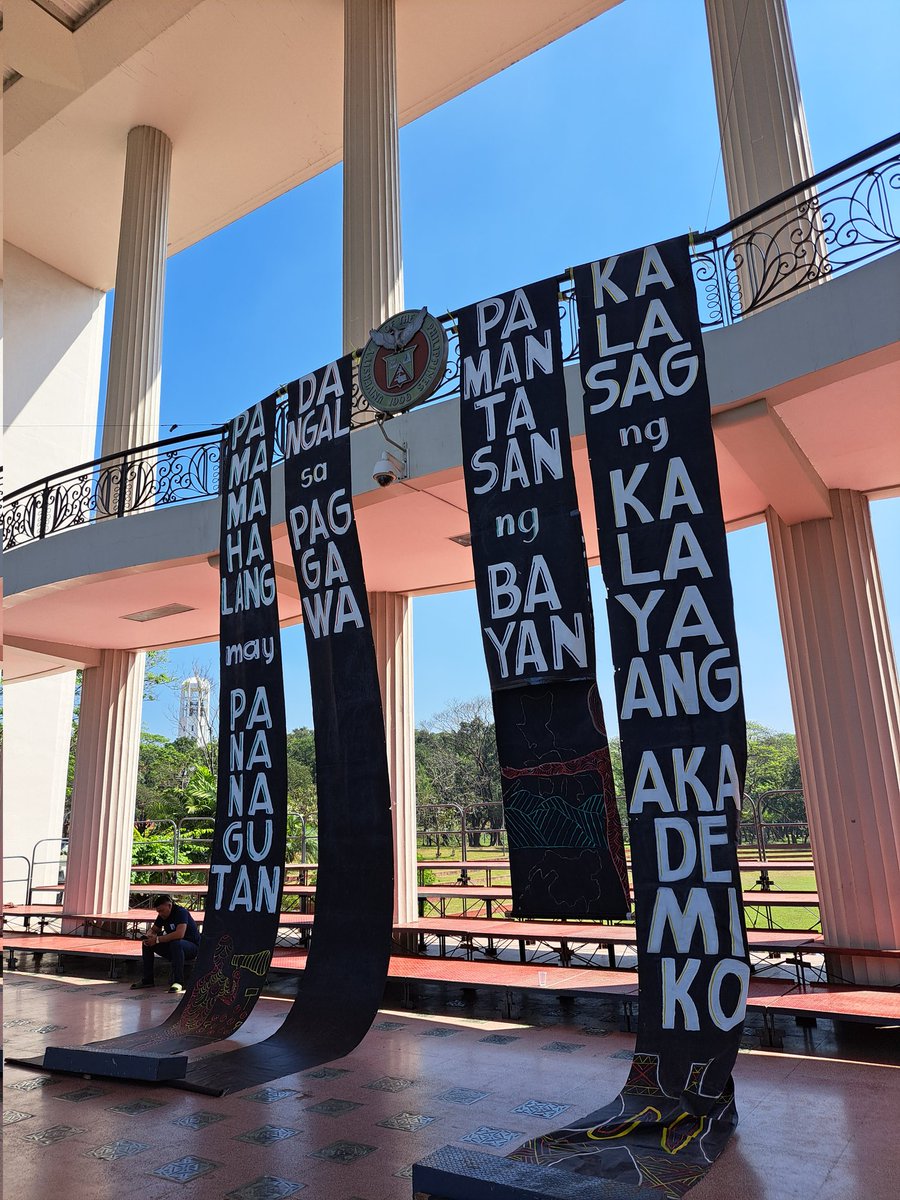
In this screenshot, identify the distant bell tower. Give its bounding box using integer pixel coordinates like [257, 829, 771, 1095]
[178, 676, 211, 746]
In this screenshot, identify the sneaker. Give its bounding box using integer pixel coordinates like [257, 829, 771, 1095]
[130, 980, 155, 989]
[168, 983, 184, 994]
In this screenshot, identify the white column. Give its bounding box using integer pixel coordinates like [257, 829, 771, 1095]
[705, 0, 814, 217]
[343, 1, 417, 924]
[342, 0, 403, 353]
[64, 650, 146, 916]
[704, 0, 823, 309]
[368, 594, 418, 924]
[767, 492, 900, 985]
[68, 126, 171, 917]
[101, 124, 172, 456]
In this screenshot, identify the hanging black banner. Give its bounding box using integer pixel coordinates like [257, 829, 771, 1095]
[37, 394, 289, 1079]
[458, 278, 628, 919]
[180, 354, 395, 1094]
[510, 237, 750, 1196]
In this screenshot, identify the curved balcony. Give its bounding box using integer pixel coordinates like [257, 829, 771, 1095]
[4, 133, 898, 556]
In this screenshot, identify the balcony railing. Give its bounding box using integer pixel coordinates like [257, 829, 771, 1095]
[4, 134, 897, 552]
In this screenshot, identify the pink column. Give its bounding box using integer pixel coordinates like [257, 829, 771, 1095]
[768, 492, 900, 984]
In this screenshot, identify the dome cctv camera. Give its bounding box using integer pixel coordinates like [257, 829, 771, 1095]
[373, 450, 404, 487]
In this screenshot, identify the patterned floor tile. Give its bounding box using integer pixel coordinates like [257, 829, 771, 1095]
[236, 1126, 300, 1146]
[478, 1034, 520, 1045]
[225, 1177, 305, 1200]
[9, 1076, 59, 1092]
[363, 1076, 416, 1093]
[172, 1111, 227, 1130]
[376, 1111, 436, 1132]
[154, 1155, 220, 1183]
[579, 1025, 612, 1037]
[110, 1099, 167, 1115]
[23, 1124, 86, 1146]
[610, 1049, 635, 1060]
[4, 1018, 34, 1028]
[307, 1141, 377, 1166]
[460, 1126, 524, 1149]
[56, 1085, 109, 1103]
[86, 1139, 151, 1161]
[35, 1024, 67, 1033]
[394, 1164, 415, 1179]
[303, 1067, 350, 1080]
[421, 1027, 458, 1037]
[540, 1041, 584, 1053]
[304, 1098, 363, 1117]
[511, 1100, 572, 1120]
[3, 1111, 34, 1125]
[246, 1087, 307, 1104]
[436, 1088, 489, 1105]
[372, 1021, 405, 1031]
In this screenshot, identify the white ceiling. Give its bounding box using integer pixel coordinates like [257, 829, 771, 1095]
[3, 0, 621, 288]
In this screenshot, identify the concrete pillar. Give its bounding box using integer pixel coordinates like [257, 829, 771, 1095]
[101, 124, 172, 456]
[704, 0, 822, 310]
[343, 1, 417, 924]
[68, 126, 171, 917]
[368, 593, 418, 924]
[64, 650, 146, 916]
[767, 492, 900, 984]
[342, 0, 403, 353]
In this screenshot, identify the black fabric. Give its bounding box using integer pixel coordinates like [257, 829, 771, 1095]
[457, 277, 628, 918]
[175, 355, 394, 1094]
[509, 236, 749, 1197]
[63, 394, 289, 1062]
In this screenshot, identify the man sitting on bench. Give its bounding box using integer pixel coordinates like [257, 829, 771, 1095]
[132, 893, 200, 994]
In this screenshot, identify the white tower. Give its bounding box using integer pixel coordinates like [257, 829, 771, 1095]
[178, 677, 212, 746]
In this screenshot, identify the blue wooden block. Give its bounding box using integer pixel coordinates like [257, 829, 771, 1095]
[43, 1045, 188, 1081]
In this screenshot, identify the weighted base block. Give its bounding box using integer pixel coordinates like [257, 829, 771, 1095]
[42, 1045, 188, 1082]
[412, 1146, 664, 1199]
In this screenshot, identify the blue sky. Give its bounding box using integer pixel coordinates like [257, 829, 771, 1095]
[133, 0, 900, 739]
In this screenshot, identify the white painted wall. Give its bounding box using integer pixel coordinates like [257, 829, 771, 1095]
[4, 241, 105, 488]
[3, 243, 107, 891]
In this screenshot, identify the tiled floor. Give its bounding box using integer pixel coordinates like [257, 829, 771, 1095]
[3, 970, 898, 1200]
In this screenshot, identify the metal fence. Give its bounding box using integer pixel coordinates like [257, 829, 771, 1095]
[4, 134, 897, 552]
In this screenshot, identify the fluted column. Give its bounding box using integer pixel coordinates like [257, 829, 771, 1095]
[369, 593, 418, 924]
[344, 3, 416, 924]
[705, 0, 814, 216]
[705, 0, 822, 308]
[64, 650, 146, 917]
[69, 127, 171, 919]
[101, 125, 172, 455]
[767, 492, 900, 984]
[342, 0, 403, 353]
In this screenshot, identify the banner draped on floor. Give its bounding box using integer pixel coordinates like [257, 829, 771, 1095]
[458, 277, 629, 919]
[181, 354, 394, 1093]
[509, 236, 749, 1197]
[38, 394, 290, 1070]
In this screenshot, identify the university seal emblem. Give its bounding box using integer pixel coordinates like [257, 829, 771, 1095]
[359, 307, 449, 414]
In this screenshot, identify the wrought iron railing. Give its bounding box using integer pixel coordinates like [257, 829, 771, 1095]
[4, 134, 897, 552]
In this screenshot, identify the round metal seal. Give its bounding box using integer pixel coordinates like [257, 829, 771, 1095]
[358, 308, 449, 415]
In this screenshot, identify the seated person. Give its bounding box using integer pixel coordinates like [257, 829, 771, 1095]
[132, 893, 201, 993]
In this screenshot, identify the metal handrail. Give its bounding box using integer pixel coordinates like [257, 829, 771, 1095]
[4, 135, 897, 551]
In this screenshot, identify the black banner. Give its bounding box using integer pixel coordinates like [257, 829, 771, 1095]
[182, 355, 395, 1094]
[458, 278, 628, 918]
[68, 394, 289, 1064]
[511, 238, 749, 1194]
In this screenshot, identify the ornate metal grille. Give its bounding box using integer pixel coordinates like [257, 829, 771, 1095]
[4, 135, 897, 551]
